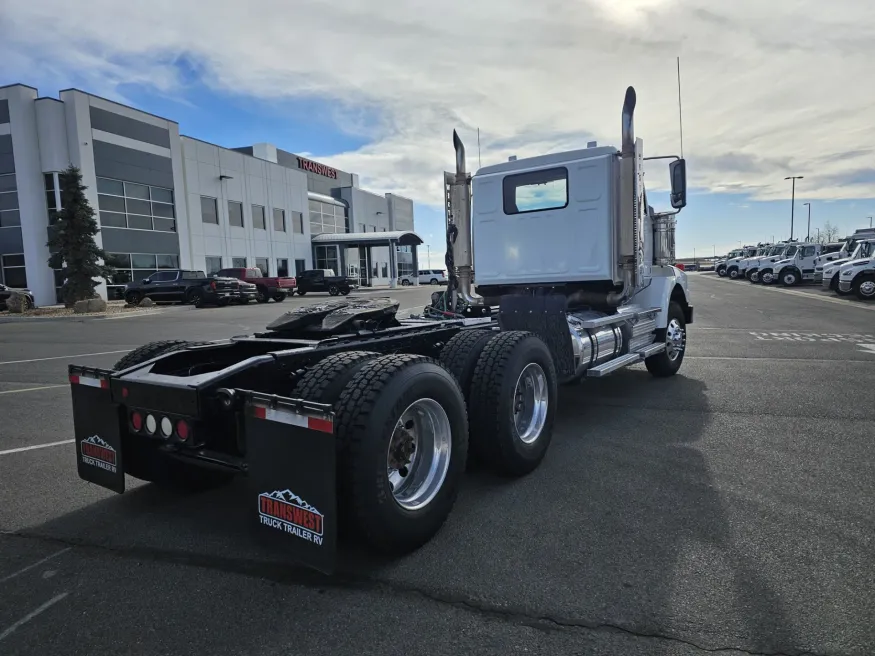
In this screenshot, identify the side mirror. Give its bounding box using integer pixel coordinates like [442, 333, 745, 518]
[669, 159, 687, 209]
[142, 279, 150, 284]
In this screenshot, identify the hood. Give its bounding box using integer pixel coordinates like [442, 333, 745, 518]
[774, 258, 794, 266]
[824, 257, 852, 271]
[840, 259, 872, 271]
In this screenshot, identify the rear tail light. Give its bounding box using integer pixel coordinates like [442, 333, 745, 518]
[131, 411, 143, 431]
[210, 280, 217, 290]
[144, 414, 157, 435]
[176, 420, 190, 441]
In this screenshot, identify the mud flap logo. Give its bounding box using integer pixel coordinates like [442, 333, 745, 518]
[258, 490, 324, 546]
[80, 435, 117, 473]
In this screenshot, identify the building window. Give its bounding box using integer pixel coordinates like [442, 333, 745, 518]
[95, 177, 176, 232]
[232, 257, 246, 268]
[277, 259, 289, 277]
[200, 196, 219, 224]
[359, 223, 366, 233]
[315, 245, 339, 273]
[381, 263, 388, 278]
[309, 200, 346, 235]
[291, 211, 304, 234]
[255, 257, 270, 276]
[273, 208, 285, 232]
[102, 252, 179, 300]
[228, 201, 244, 228]
[503, 167, 568, 215]
[1, 254, 27, 288]
[205, 256, 222, 275]
[0, 173, 18, 228]
[294, 259, 305, 276]
[252, 204, 266, 230]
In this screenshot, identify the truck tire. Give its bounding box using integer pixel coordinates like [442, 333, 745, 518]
[645, 301, 686, 378]
[112, 340, 201, 371]
[293, 351, 380, 404]
[469, 331, 557, 477]
[340, 287, 351, 296]
[759, 268, 775, 285]
[439, 329, 497, 402]
[272, 293, 286, 302]
[727, 266, 740, 279]
[853, 274, 875, 300]
[125, 290, 142, 305]
[255, 285, 269, 303]
[717, 265, 727, 277]
[297, 290, 307, 296]
[333, 354, 468, 554]
[780, 268, 801, 286]
[328, 284, 340, 296]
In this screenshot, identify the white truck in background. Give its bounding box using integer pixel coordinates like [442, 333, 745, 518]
[723, 246, 759, 280]
[822, 239, 875, 293]
[816, 229, 875, 287]
[767, 243, 830, 286]
[811, 242, 850, 283]
[736, 244, 773, 280]
[716, 249, 744, 277]
[747, 242, 793, 283]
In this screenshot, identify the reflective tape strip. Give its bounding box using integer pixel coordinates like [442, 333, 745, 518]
[252, 405, 333, 433]
[69, 374, 108, 389]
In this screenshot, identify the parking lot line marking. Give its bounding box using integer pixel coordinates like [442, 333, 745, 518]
[0, 349, 130, 366]
[701, 276, 875, 310]
[687, 356, 874, 363]
[0, 548, 71, 585]
[0, 385, 67, 395]
[0, 593, 69, 643]
[0, 440, 74, 456]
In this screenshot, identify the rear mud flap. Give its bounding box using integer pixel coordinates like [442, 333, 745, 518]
[498, 294, 574, 378]
[242, 392, 337, 574]
[70, 367, 126, 494]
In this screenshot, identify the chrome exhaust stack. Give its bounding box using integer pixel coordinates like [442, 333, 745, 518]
[446, 130, 483, 306]
[607, 86, 639, 306]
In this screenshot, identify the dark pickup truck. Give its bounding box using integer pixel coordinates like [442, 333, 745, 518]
[216, 267, 295, 303]
[295, 269, 357, 296]
[0, 284, 35, 311]
[123, 270, 257, 307]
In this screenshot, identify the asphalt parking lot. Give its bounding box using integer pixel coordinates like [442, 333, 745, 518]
[1, 275, 873, 655]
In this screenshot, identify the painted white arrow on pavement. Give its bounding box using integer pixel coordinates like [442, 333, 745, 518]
[858, 344, 875, 355]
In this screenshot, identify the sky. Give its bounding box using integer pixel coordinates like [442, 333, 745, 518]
[3, 0, 875, 262]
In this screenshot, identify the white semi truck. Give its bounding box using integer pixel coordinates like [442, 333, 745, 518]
[834, 241, 875, 300]
[767, 243, 832, 286]
[716, 249, 745, 277]
[821, 239, 875, 293]
[747, 242, 794, 283]
[816, 229, 875, 286]
[723, 246, 759, 279]
[811, 242, 851, 283]
[65, 86, 693, 570]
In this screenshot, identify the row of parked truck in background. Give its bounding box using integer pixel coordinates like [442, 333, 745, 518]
[121, 267, 360, 308]
[713, 227, 875, 300]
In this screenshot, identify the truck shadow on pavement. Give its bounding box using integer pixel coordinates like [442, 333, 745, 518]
[16, 369, 801, 654]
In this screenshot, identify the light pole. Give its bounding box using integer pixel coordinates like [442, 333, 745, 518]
[713, 245, 716, 258]
[427, 244, 431, 267]
[869, 216, 873, 228]
[803, 202, 811, 240]
[785, 176, 804, 239]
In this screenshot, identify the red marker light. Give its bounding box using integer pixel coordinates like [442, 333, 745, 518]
[131, 411, 143, 431]
[176, 419, 190, 441]
[122, 387, 129, 398]
[69, 375, 80, 385]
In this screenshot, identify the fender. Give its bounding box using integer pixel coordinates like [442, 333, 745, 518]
[631, 265, 693, 328]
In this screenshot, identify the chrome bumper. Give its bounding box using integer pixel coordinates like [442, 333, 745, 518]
[838, 280, 852, 293]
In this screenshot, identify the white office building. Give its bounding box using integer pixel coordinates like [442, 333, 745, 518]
[0, 83, 423, 306]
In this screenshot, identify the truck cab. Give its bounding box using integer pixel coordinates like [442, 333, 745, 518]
[768, 243, 824, 286]
[724, 246, 759, 280]
[822, 239, 875, 292]
[736, 244, 772, 279]
[835, 242, 875, 299]
[812, 242, 848, 282]
[751, 243, 797, 284]
[716, 250, 744, 277]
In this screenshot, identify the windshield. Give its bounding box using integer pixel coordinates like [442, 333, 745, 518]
[768, 246, 784, 256]
[851, 242, 873, 260]
[784, 245, 798, 257]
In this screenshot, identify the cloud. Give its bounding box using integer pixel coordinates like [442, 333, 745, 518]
[4, 0, 875, 208]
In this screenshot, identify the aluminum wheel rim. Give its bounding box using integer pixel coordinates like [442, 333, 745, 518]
[860, 281, 875, 296]
[761, 271, 772, 283]
[387, 398, 452, 511]
[513, 363, 549, 444]
[784, 273, 796, 285]
[666, 318, 686, 362]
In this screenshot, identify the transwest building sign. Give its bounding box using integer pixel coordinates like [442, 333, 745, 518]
[297, 157, 338, 179]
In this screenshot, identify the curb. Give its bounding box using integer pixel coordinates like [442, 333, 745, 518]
[0, 309, 167, 324]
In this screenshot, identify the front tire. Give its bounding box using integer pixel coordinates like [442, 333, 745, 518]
[272, 293, 286, 302]
[430, 278, 439, 285]
[328, 285, 340, 296]
[333, 354, 468, 555]
[717, 266, 727, 277]
[727, 266, 740, 280]
[469, 331, 558, 477]
[853, 274, 875, 301]
[645, 301, 686, 377]
[255, 286, 269, 303]
[760, 269, 774, 285]
[401, 279, 411, 286]
[125, 291, 142, 305]
[781, 269, 801, 286]
[297, 290, 307, 296]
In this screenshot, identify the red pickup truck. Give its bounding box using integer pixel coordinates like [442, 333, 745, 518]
[216, 268, 296, 303]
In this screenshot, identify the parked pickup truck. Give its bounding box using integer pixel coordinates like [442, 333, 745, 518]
[124, 270, 257, 307]
[216, 268, 295, 303]
[295, 269, 357, 296]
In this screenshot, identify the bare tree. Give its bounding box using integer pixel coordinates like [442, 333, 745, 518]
[821, 221, 841, 244]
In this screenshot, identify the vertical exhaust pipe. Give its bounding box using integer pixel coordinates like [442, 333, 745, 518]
[608, 86, 639, 305]
[448, 130, 482, 305]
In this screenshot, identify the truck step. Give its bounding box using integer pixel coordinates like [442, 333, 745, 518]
[638, 342, 666, 358]
[586, 352, 643, 377]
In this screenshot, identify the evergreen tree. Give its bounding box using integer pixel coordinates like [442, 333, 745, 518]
[47, 165, 114, 307]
